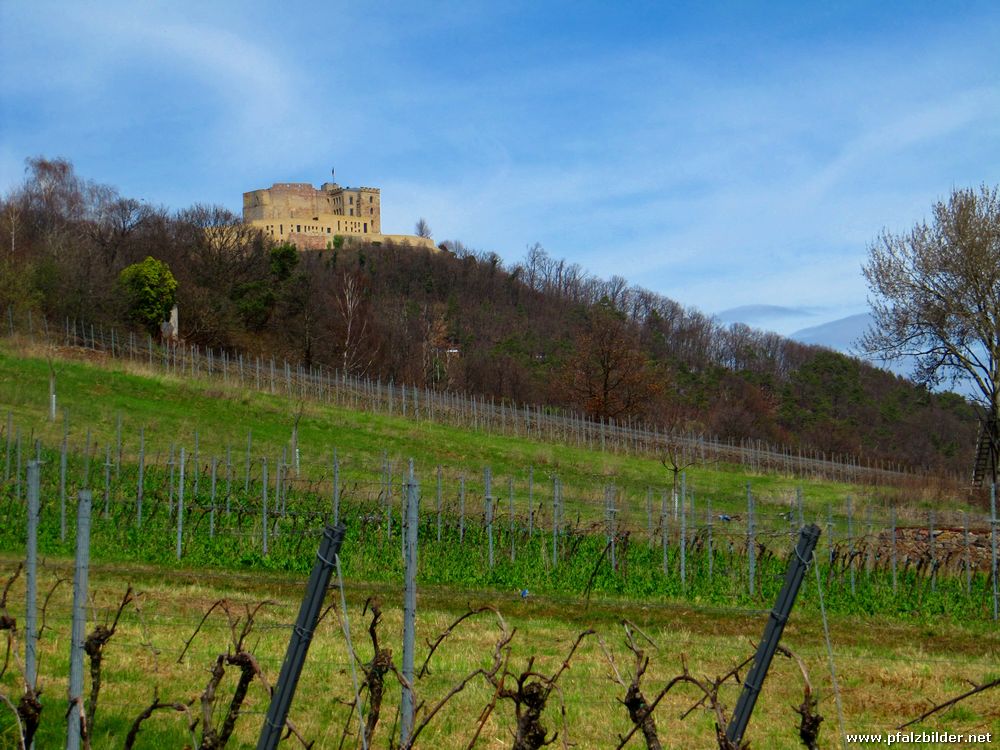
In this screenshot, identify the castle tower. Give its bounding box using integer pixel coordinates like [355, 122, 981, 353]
[242, 176, 428, 251]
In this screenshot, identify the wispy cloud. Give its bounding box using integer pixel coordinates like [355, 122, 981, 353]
[2, 1, 998, 327]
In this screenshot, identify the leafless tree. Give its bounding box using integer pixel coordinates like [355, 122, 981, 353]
[562, 304, 662, 419]
[861, 185, 1000, 483]
[415, 218, 432, 239]
[336, 271, 375, 375]
[661, 444, 699, 516]
[3, 189, 23, 255]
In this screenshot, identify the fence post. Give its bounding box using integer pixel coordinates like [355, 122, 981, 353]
[436, 466, 442, 543]
[277, 447, 285, 520]
[827, 503, 834, 566]
[256, 523, 346, 750]
[725, 524, 821, 746]
[528, 466, 534, 538]
[679, 478, 686, 590]
[890, 506, 897, 594]
[459, 475, 466, 543]
[847, 496, 855, 596]
[225, 444, 232, 517]
[929, 510, 936, 592]
[991, 482, 998, 622]
[646, 487, 653, 548]
[865, 505, 873, 580]
[15, 429, 21, 500]
[136, 427, 145, 528]
[3, 411, 10, 481]
[385, 455, 393, 540]
[552, 476, 560, 567]
[103, 445, 112, 517]
[167, 444, 175, 515]
[26, 461, 40, 697]
[262, 459, 269, 556]
[747, 483, 756, 597]
[193, 430, 200, 498]
[963, 510, 971, 594]
[661, 489, 669, 576]
[332, 449, 341, 525]
[49, 365, 57, 422]
[60, 435, 68, 542]
[115, 413, 122, 482]
[485, 466, 494, 569]
[509, 477, 515, 562]
[66, 490, 93, 750]
[245, 429, 253, 493]
[400, 461, 419, 745]
[176, 447, 185, 560]
[707, 499, 714, 581]
[209, 456, 217, 539]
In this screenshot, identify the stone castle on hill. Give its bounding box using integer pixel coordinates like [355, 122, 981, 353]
[243, 178, 436, 251]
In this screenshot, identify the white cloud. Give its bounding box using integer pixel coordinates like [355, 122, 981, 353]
[2, 1, 998, 329]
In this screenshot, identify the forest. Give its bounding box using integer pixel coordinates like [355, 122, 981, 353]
[0, 157, 978, 475]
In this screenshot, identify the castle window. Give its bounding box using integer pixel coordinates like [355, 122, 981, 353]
[349, 209, 353, 216]
[297, 225, 301, 232]
[280, 224, 283, 234]
[370, 208, 373, 215]
[369, 196, 373, 203]
[364, 223, 368, 232]
[327, 228, 331, 233]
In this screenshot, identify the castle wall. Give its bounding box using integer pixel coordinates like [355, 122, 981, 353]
[243, 179, 426, 251]
[247, 215, 373, 244]
[273, 232, 436, 252]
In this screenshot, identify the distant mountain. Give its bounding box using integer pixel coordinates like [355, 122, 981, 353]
[790, 313, 872, 354]
[716, 304, 818, 327]
[791, 314, 982, 398]
[790, 312, 915, 379]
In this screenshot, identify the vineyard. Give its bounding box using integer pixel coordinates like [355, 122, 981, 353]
[0, 327, 998, 748]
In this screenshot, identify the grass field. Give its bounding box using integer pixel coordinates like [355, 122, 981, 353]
[0, 555, 997, 749]
[1, 341, 998, 748]
[0, 340, 966, 521]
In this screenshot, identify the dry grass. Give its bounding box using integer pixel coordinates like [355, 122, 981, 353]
[0, 556, 998, 749]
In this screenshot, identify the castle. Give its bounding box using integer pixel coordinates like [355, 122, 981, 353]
[243, 178, 436, 251]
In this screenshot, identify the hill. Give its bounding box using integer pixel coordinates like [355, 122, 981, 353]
[0, 157, 979, 476]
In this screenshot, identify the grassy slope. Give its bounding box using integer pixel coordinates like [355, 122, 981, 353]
[0, 340, 934, 520]
[1, 344, 997, 746]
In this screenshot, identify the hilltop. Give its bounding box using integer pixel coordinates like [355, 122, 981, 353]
[0, 157, 978, 477]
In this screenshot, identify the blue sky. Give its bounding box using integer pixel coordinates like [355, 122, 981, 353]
[2, 1, 999, 334]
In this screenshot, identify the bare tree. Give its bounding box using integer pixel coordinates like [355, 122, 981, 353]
[562, 304, 662, 419]
[861, 185, 1000, 484]
[415, 218, 432, 239]
[336, 271, 376, 376]
[661, 443, 699, 516]
[3, 190, 23, 255]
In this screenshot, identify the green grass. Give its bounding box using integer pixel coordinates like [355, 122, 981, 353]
[0, 452, 993, 624]
[0, 342, 994, 625]
[0, 340, 959, 524]
[0, 557, 997, 749]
